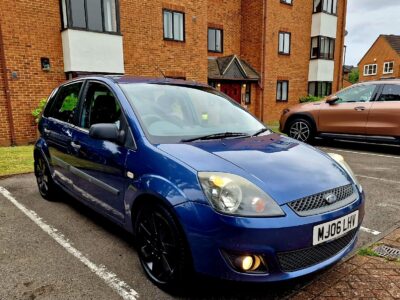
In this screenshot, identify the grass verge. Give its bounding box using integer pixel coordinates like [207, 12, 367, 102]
[358, 247, 380, 258]
[0, 146, 34, 177]
[266, 121, 281, 133]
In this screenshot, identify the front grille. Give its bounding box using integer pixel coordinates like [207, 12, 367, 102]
[277, 229, 357, 272]
[288, 184, 356, 216]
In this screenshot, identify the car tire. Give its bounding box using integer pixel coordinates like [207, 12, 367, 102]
[287, 118, 315, 143]
[134, 202, 191, 291]
[34, 155, 59, 201]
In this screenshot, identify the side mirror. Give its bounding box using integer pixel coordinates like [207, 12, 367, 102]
[326, 95, 339, 105]
[89, 123, 125, 144]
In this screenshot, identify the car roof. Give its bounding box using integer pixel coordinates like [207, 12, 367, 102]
[358, 78, 400, 85]
[65, 75, 210, 88]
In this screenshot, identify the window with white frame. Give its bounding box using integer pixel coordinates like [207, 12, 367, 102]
[278, 32, 291, 55]
[61, 0, 119, 33]
[163, 9, 185, 42]
[277, 81, 289, 101]
[308, 81, 332, 97]
[208, 28, 223, 53]
[363, 64, 377, 76]
[311, 36, 335, 60]
[313, 0, 337, 15]
[280, 0, 293, 5]
[383, 62, 394, 74]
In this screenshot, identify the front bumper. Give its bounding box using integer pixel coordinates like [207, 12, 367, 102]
[175, 192, 365, 282]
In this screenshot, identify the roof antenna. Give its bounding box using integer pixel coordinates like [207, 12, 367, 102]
[155, 66, 166, 78]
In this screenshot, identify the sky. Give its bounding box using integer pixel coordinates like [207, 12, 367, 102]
[345, 0, 400, 67]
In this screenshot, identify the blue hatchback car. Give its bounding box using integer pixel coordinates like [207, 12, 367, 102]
[34, 76, 365, 289]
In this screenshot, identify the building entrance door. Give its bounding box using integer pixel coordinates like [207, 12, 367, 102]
[220, 83, 242, 103]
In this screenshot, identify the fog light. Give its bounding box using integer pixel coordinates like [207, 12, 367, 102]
[223, 251, 268, 273]
[235, 255, 254, 271]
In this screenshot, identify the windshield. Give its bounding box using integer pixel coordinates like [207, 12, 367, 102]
[120, 83, 265, 144]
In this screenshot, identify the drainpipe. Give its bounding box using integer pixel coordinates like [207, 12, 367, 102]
[259, 0, 267, 122]
[342, 45, 347, 89]
[0, 21, 16, 145]
[337, 0, 347, 92]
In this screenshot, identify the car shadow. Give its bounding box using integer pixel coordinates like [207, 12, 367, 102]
[170, 274, 321, 299]
[56, 191, 136, 248]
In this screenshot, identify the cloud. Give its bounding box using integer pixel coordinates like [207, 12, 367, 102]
[345, 0, 400, 66]
[348, 0, 400, 12]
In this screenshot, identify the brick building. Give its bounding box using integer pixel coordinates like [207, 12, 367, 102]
[358, 35, 400, 83]
[0, 0, 346, 146]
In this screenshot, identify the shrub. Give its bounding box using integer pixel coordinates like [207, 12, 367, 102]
[299, 95, 323, 103]
[348, 69, 359, 84]
[32, 98, 47, 124]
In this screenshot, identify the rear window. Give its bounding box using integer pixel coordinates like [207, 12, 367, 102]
[47, 82, 83, 124]
[42, 88, 59, 117]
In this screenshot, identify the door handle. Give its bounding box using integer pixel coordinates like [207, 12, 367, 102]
[354, 106, 366, 111]
[71, 141, 81, 150]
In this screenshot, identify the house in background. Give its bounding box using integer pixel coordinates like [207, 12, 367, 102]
[359, 35, 400, 82]
[0, 0, 347, 146]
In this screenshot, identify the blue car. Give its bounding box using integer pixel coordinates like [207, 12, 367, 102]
[34, 76, 365, 289]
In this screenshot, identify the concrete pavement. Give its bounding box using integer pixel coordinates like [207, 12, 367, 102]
[0, 140, 399, 299]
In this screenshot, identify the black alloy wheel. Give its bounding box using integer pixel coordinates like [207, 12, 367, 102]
[34, 155, 57, 200]
[134, 202, 190, 289]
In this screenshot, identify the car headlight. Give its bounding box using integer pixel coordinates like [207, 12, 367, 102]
[198, 172, 285, 217]
[328, 153, 362, 193]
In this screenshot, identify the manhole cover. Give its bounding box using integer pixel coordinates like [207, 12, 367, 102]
[373, 245, 400, 259]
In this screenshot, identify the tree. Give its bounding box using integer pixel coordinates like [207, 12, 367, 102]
[348, 68, 359, 84]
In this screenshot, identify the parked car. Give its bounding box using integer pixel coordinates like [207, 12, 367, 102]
[34, 76, 364, 290]
[280, 80, 400, 144]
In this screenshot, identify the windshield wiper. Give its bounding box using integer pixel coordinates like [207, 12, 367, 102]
[252, 128, 270, 136]
[181, 132, 251, 142]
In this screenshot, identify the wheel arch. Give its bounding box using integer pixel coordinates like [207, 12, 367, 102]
[284, 113, 317, 134]
[34, 140, 52, 172]
[129, 190, 187, 238]
[130, 193, 173, 232]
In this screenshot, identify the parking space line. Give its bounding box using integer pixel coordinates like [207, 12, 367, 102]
[377, 203, 400, 210]
[356, 174, 400, 184]
[360, 227, 381, 236]
[320, 147, 400, 160]
[0, 186, 139, 300]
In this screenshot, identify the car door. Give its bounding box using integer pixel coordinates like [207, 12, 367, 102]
[68, 81, 133, 222]
[318, 84, 378, 135]
[42, 81, 84, 190]
[366, 84, 400, 137]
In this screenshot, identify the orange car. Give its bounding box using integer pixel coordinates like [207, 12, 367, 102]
[280, 80, 400, 144]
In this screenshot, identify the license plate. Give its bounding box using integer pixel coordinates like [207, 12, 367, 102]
[313, 211, 359, 246]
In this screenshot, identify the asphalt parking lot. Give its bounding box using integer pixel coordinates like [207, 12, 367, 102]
[0, 140, 399, 300]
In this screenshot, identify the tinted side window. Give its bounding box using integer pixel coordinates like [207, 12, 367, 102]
[80, 82, 121, 129]
[379, 85, 400, 102]
[49, 82, 83, 124]
[336, 84, 377, 103]
[42, 88, 59, 117]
